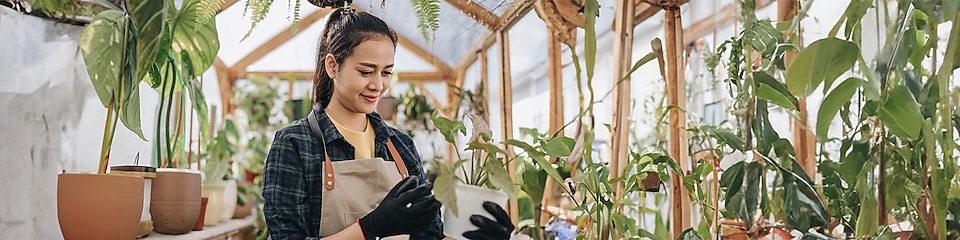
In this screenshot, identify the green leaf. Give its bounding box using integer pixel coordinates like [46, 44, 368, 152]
[519, 160, 547, 207]
[878, 85, 923, 141]
[855, 185, 878, 236]
[700, 126, 746, 151]
[169, 0, 220, 75]
[543, 137, 575, 157]
[504, 139, 562, 183]
[483, 159, 516, 199]
[760, 155, 831, 230]
[119, 84, 147, 140]
[184, 75, 209, 143]
[129, 0, 167, 83]
[612, 212, 638, 237]
[678, 228, 703, 240]
[433, 173, 459, 216]
[79, 10, 127, 109]
[817, 78, 863, 141]
[755, 71, 799, 111]
[431, 112, 466, 144]
[786, 38, 860, 97]
[583, 0, 599, 79]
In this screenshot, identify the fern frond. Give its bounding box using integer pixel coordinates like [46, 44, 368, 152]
[410, 0, 441, 44]
[242, 0, 275, 41]
[195, 0, 225, 26]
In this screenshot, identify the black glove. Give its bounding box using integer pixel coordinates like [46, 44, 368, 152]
[358, 176, 440, 239]
[463, 201, 514, 240]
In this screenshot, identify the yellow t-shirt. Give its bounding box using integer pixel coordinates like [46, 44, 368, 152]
[329, 117, 376, 159]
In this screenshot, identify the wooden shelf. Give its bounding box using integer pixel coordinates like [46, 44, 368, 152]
[144, 212, 257, 240]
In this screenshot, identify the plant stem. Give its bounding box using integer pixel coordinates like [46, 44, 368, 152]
[98, 99, 116, 174]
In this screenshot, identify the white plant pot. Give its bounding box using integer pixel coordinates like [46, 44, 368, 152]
[442, 183, 509, 240]
[219, 179, 238, 221]
[201, 183, 225, 226]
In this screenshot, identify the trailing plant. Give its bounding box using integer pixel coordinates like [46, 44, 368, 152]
[242, 0, 441, 42]
[394, 84, 437, 133]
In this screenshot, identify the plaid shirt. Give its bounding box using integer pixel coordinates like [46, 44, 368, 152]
[263, 108, 444, 240]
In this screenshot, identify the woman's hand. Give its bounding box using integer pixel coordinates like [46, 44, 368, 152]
[463, 201, 515, 240]
[358, 176, 441, 239]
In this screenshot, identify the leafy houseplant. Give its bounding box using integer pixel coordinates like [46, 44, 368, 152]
[393, 84, 437, 134]
[430, 109, 577, 239]
[235, 76, 282, 185]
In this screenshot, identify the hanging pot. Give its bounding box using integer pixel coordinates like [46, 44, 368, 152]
[377, 95, 397, 121]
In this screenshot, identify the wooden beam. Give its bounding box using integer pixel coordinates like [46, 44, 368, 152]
[610, 0, 635, 209]
[217, 0, 238, 14]
[480, 49, 489, 120]
[443, 0, 501, 29]
[240, 71, 454, 82]
[664, 2, 691, 238]
[214, 57, 237, 117]
[496, 29, 518, 227]
[682, 3, 736, 45]
[395, 31, 454, 73]
[230, 8, 333, 73]
[781, 0, 815, 185]
[453, 0, 536, 71]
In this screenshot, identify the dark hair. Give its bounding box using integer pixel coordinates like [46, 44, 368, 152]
[313, 8, 398, 108]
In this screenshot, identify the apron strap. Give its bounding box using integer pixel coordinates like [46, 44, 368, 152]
[308, 109, 410, 190]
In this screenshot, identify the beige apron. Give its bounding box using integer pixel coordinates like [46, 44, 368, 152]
[308, 111, 411, 239]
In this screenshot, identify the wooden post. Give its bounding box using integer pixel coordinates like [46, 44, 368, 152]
[780, 0, 815, 184]
[540, 29, 567, 228]
[480, 49, 490, 121]
[497, 30, 519, 226]
[664, 2, 691, 238]
[610, 0, 635, 203]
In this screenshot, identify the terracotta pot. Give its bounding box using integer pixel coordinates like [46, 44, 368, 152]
[243, 169, 260, 183]
[193, 197, 209, 231]
[151, 168, 201, 234]
[233, 183, 255, 219]
[377, 95, 397, 120]
[109, 165, 157, 238]
[642, 172, 661, 192]
[58, 173, 144, 240]
[201, 183, 225, 226]
[442, 183, 509, 239]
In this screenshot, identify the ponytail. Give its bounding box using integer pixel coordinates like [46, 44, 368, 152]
[312, 8, 397, 110]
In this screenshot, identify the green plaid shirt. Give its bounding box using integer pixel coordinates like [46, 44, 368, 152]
[263, 108, 443, 239]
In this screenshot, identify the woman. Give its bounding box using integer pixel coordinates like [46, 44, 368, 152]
[263, 8, 513, 240]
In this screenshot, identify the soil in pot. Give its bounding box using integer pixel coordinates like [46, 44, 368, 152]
[58, 173, 144, 240]
[442, 183, 509, 240]
[151, 168, 201, 234]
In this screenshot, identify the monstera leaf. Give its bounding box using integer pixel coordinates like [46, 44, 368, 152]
[168, 0, 221, 75]
[79, 10, 146, 140]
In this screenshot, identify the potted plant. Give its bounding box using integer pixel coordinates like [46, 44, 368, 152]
[430, 110, 576, 239]
[57, 0, 174, 238]
[201, 119, 241, 225]
[393, 84, 437, 134]
[142, 0, 219, 234]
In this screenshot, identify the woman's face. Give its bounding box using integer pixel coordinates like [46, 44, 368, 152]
[326, 37, 395, 115]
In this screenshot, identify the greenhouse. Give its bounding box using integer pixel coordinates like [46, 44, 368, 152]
[2, 0, 959, 239]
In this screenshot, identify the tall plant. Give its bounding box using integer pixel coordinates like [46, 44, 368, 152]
[811, 0, 960, 238]
[79, 0, 167, 173]
[150, 0, 221, 169]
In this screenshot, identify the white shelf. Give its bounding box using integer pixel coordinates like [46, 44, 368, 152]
[144, 212, 257, 240]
